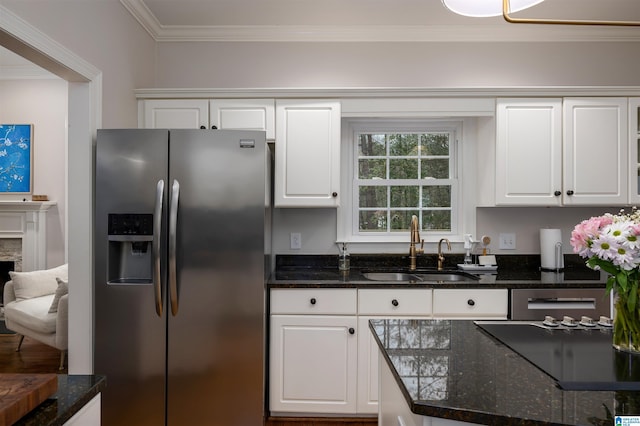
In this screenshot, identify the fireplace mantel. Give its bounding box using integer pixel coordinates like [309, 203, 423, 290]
[0, 201, 56, 271]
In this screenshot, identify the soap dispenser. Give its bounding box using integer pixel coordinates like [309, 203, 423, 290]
[463, 234, 473, 265]
[338, 242, 350, 271]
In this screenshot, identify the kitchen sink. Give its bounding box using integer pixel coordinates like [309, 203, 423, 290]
[362, 271, 479, 282]
[416, 272, 479, 282]
[362, 272, 422, 282]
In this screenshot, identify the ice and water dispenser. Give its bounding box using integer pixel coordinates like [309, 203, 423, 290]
[107, 213, 154, 284]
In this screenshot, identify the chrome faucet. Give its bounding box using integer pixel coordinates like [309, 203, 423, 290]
[437, 238, 451, 271]
[409, 215, 424, 271]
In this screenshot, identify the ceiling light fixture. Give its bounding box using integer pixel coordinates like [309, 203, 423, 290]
[442, 0, 640, 26]
[441, 0, 544, 18]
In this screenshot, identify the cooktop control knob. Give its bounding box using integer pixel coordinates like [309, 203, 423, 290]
[598, 316, 613, 327]
[543, 316, 559, 327]
[579, 316, 596, 327]
[561, 316, 578, 327]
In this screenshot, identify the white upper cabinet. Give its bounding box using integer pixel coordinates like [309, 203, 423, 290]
[496, 97, 628, 206]
[140, 99, 209, 129]
[496, 99, 563, 205]
[209, 99, 275, 139]
[563, 97, 628, 206]
[274, 100, 341, 207]
[630, 98, 640, 204]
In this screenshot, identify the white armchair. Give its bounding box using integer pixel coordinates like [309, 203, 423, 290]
[2, 264, 68, 370]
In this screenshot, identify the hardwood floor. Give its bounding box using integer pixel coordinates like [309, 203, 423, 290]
[0, 334, 67, 374]
[0, 334, 377, 425]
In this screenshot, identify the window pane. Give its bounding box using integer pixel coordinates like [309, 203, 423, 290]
[391, 186, 419, 208]
[360, 211, 387, 231]
[422, 210, 451, 232]
[422, 186, 451, 208]
[359, 134, 386, 156]
[359, 159, 387, 179]
[421, 159, 449, 179]
[390, 159, 418, 179]
[390, 210, 418, 231]
[389, 134, 419, 156]
[421, 133, 449, 156]
[359, 186, 387, 208]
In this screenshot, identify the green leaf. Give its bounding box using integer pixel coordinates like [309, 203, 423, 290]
[629, 280, 638, 312]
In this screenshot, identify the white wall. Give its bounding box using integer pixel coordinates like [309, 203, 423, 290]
[0, 78, 68, 267]
[154, 41, 640, 88]
[1, 0, 157, 128]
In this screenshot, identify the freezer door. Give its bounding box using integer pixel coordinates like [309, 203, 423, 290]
[167, 129, 266, 425]
[94, 129, 169, 426]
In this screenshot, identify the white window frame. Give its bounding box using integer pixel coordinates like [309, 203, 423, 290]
[338, 118, 477, 250]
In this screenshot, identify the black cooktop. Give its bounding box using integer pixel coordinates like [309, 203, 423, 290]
[475, 322, 640, 391]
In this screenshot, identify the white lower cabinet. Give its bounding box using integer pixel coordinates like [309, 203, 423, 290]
[269, 287, 507, 418]
[269, 289, 358, 414]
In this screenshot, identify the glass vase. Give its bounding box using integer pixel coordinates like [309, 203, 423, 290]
[613, 292, 640, 353]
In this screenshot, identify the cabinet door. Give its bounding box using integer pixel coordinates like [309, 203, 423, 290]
[495, 99, 563, 206]
[270, 315, 357, 414]
[563, 97, 628, 205]
[274, 100, 341, 207]
[629, 98, 640, 204]
[140, 99, 209, 129]
[209, 99, 275, 139]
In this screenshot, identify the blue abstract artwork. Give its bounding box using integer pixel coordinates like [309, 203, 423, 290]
[0, 124, 32, 193]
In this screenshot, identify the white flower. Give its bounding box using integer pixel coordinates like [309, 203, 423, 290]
[606, 221, 633, 242]
[590, 234, 619, 261]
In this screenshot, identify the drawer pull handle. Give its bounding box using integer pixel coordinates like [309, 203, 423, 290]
[310, 298, 316, 305]
[391, 299, 399, 307]
[467, 299, 475, 306]
[348, 327, 355, 335]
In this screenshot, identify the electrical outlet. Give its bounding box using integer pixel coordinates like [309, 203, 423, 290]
[499, 233, 516, 250]
[290, 232, 302, 250]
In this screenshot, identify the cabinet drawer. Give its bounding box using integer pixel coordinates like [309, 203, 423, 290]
[433, 289, 508, 318]
[271, 289, 357, 315]
[358, 289, 432, 316]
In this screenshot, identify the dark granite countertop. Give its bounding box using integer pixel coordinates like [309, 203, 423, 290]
[369, 319, 635, 426]
[269, 254, 607, 289]
[15, 375, 106, 426]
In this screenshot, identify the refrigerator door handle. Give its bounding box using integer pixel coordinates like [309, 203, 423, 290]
[169, 179, 180, 316]
[153, 180, 164, 317]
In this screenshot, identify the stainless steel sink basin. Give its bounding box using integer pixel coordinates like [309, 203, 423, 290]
[362, 272, 422, 281]
[362, 271, 479, 282]
[415, 273, 479, 282]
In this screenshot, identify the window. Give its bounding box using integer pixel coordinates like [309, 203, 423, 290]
[340, 119, 467, 244]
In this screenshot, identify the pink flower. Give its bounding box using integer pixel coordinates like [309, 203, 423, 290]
[571, 215, 611, 256]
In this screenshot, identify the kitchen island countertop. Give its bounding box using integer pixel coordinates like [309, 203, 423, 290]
[369, 319, 636, 425]
[14, 375, 106, 426]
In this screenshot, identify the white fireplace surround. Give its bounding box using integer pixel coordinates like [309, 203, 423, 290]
[0, 201, 55, 272]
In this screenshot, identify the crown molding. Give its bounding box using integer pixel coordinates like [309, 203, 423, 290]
[120, 0, 640, 42]
[134, 86, 640, 99]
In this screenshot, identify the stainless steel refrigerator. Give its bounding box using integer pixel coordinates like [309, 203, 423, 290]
[94, 128, 269, 425]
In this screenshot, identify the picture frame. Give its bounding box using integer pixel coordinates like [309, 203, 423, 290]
[0, 124, 33, 194]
